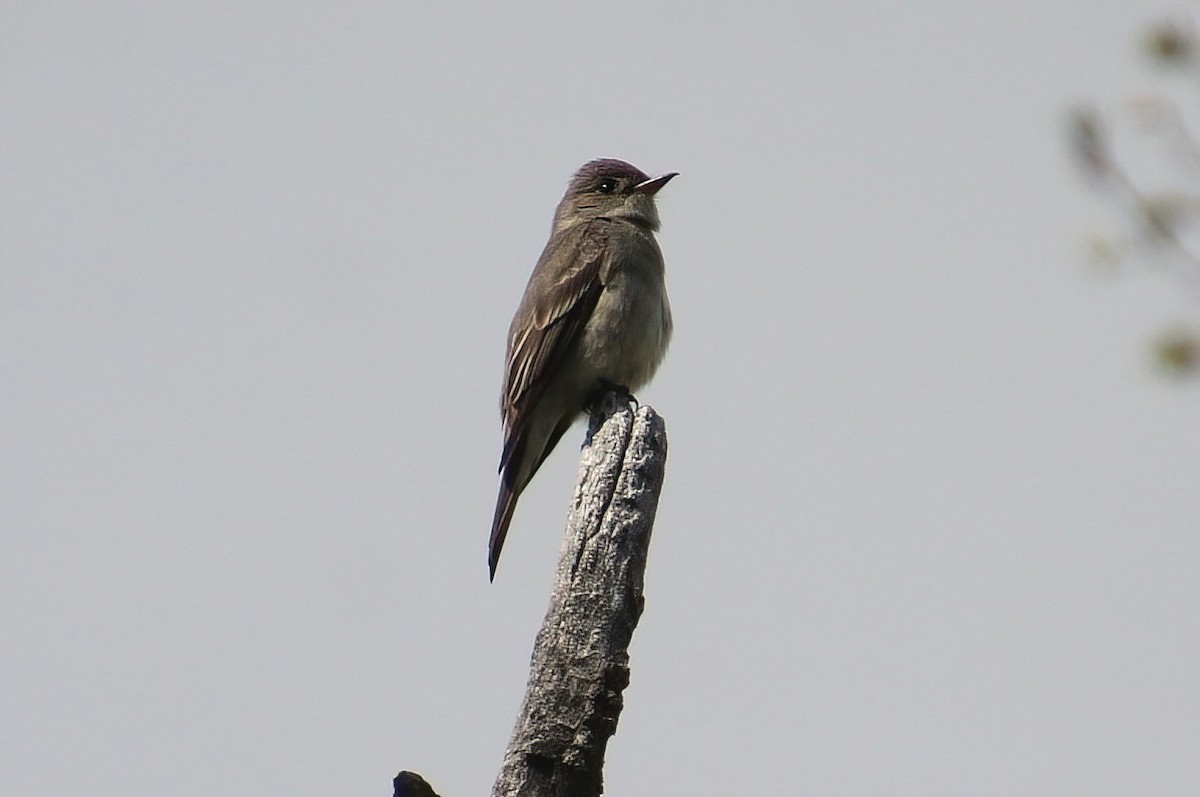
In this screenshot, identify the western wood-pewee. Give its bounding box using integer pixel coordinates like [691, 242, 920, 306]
[489, 159, 676, 580]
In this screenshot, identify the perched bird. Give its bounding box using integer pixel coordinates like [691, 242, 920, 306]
[489, 159, 676, 580]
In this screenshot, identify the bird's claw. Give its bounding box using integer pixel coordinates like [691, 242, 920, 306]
[588, 381, 638, 412]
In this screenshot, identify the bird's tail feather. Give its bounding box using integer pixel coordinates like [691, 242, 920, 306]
[489, 482, 518, 582]
[488, 414, 574, 581]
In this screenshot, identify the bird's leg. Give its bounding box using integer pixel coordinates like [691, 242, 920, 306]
[588, 380, 638, 412]
[582, 381, 638, 447]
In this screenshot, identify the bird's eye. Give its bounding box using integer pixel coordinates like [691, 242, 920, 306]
[596, 178, 618, 194]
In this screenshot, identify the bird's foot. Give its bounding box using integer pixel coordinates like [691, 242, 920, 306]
[589, 381, 638, 412]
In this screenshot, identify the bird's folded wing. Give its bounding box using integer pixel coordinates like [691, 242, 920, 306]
[500, 222, 609, 468]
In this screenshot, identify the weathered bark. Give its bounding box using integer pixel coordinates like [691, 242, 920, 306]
[395, 394, 667, 796]
[491, 395, 668, 797]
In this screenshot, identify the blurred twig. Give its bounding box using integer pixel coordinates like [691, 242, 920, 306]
[1069, 14, 1200, 377]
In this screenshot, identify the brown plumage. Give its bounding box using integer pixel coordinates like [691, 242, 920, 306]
[489, 159, 676, 580]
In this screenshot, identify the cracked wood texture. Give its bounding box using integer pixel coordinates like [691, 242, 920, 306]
[491, 394, 668, 797]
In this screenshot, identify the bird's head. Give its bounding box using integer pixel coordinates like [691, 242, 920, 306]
[553, 158, 677, 232]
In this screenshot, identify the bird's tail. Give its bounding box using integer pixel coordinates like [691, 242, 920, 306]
[489, 481, 519, 582]
[488, 414, 574, 581]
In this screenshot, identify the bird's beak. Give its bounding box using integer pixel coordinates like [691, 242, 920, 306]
[634, 172, 679, 195]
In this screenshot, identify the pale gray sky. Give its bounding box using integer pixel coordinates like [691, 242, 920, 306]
[3, 3, 1198, 795]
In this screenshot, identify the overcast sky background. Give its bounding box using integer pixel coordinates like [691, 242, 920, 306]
[4, 3, 1199, 795]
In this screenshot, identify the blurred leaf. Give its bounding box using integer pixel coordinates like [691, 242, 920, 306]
[1082, 233, 1125, 274]
[1144, 20, 1195, 65]
[1138, 193, 1200, 240]
[1153, 327, 1200, 376]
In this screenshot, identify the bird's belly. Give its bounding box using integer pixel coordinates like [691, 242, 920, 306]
[575, 271, 672, 393]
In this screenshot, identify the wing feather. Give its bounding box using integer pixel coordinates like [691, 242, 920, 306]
[502, 222, 609, 433]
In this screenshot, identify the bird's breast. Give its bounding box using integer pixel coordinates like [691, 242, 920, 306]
[576, 263, 672, 394]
